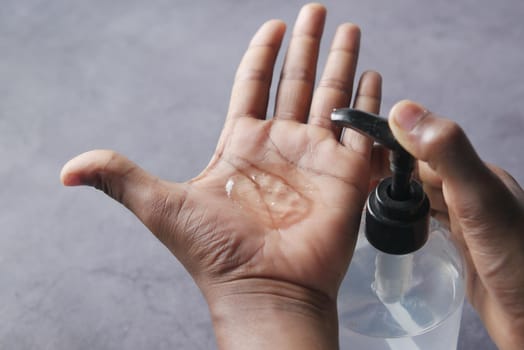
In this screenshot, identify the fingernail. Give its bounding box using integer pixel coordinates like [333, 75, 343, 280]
[392, 101, 428, 131]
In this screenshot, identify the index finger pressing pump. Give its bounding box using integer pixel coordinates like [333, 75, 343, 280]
[332, 109, 465, 350]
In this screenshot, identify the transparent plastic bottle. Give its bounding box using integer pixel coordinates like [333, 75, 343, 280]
[331, 108, 466, 350]
[338, 218, 465, 350]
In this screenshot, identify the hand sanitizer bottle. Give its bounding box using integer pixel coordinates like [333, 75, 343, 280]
[332, 109, 465, 350]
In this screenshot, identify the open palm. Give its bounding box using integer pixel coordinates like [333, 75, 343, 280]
[61, 5, 381, 304]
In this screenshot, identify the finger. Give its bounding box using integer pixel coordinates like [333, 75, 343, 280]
[388, 100, 523, 251]
[341, 71, 382, 156]
[60, 150, 187, 236]
[488, 164, 524, 202]
[273, 3, 326, 122]
[417, 161, 442, 188]
[424, 183, 447, 212]
[308, 23, 360, 129]
[421, 162, 522, 198]
[388, 100, 491, 191]
[226, 20, 286, 121]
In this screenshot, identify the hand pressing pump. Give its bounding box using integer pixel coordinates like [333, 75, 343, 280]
[332, 109, 466, 350]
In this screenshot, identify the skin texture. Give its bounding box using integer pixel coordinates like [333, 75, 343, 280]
[61, 4, 382, 349]
[382, 100, 524, 350]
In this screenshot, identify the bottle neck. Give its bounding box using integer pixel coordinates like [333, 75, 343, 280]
[373, 251, 414, 303]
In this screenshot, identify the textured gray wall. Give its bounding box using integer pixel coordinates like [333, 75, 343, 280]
[2, 0, 523, 349]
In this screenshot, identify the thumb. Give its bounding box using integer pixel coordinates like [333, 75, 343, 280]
[388, 100, 489, 189]
[387, 100, 520, 232]
[60, 149, 187, 235]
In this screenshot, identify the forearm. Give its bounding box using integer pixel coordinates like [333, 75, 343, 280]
[205, 279, 340, 350]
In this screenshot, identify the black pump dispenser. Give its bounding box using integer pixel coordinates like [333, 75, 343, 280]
[332, 108, 430, 255]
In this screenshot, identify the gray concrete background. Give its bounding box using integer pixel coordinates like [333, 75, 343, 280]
[1, 0, 523, 349]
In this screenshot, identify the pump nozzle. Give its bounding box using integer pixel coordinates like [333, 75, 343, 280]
[332, 109, 414, 200]
[331, 108, 430, 255]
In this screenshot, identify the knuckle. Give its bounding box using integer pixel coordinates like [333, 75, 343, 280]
[93, 173, 116, 200]
[318, 77, 350, 95]
[94, 157, 120, 201]
[235, 67, 270, 83]
[99, 150, 121, 173]
[93, 151, 148, 211]
[442, 121, 466, 144]
[490, 166, 524, 200]
[420, 119, 466, 161]
[492, 166, 518, 185]
[280, 66, 314, 84]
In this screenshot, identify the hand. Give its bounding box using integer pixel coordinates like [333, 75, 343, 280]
[60, 4, 382, 349]
[382, 100, 524, 350]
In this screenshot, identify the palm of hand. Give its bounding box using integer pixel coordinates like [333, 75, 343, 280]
[61, 7, 382, 303]
[170, 117, 368, 297]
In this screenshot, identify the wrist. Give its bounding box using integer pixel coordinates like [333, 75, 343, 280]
[204, 278, 339, 350]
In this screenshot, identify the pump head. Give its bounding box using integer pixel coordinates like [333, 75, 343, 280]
[331, 108, 430, 255]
